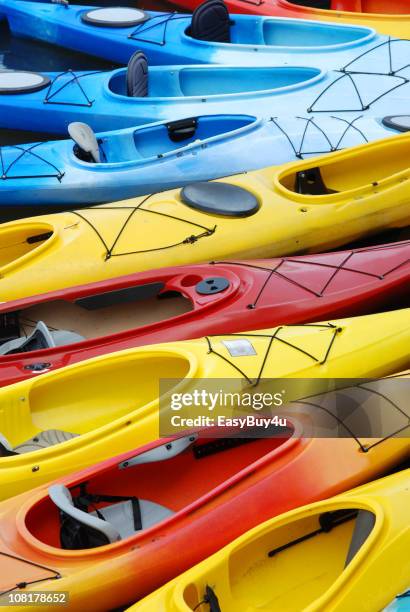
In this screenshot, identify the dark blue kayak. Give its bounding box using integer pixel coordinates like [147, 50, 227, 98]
[0, 0, 395, 69]
[0, 50, 409, 133]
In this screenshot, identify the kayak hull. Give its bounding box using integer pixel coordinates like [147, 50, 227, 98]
[0, 412, 408, 609]
[0, 1, 398, 71]
[0, 240, 408, 387]
[0, 61, 409, 134]
[132, 469, 410, 612]
[0, 115, 393, 213]
[0, 133, 409, 301]
[0, 309, 409, 501]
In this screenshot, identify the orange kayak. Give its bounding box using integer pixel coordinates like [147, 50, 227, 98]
[0, 374, 408, 610]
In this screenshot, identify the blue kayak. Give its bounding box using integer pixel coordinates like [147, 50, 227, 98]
[0, 113, 399, 211]
[384, 591, 410, 611]
[0, 0, 404, 69]
[0, 52, 409, 133]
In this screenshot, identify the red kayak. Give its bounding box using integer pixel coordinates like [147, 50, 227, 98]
[0, 240, 408, 387]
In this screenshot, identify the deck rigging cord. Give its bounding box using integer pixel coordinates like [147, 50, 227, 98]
[43, 69, 104, 107]
[270, 115, 369, 159]
[71, 194, 216, 260]
[0, 143, 64, 182]
[212, 241, 410, 308]
[0, 551, 61, 597]
[129, 12, 189, 46]
[204, 323, 342, 386]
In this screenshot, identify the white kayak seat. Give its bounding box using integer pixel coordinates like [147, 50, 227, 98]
[49, 484, 174, 545]
[0, 321, 84, 355]
[49, 484, 122, 545]
[14, 430, 78, 454]
[0, 430, 78, 456]
[190, 0, 231, 43]
[344, 510, 376, 567]
[68, 122, 101, 163]
[92, 499, 174, 539]
[126, 51, 148, 98]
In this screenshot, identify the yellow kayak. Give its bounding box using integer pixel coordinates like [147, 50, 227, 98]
[0, 309, 408, 500]
[132, 468, 410, 612]
[1, 132, 410, 301]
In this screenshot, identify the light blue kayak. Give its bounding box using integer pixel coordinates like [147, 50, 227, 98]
[385, 591, 410, 611]
[0, 54, 409, 133]
[0, 0, 404, 69]
[0, 113, 399, 210]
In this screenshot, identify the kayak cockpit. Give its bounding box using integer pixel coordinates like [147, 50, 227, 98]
[24, 430, 294, 549]
[0, 224, 53, 270]
[0, 287, 192, 354]
[286, 0, 408, 14]
[0, 353, 192, 457]
[185, 1, 373, 48]
[184, 506, 377, 610]
[259, 18, 372, 47]
[278, 135, 410, 196]
[108, 56, 322, 99]
[72, 115, 258, 165]
[178, 66, 321, 97]
[132, 114, 256, 159]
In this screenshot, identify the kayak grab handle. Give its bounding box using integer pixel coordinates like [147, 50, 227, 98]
[26, 232, 53, 245]
[23, 362, 51, 372]
[166, 117, 197, 143]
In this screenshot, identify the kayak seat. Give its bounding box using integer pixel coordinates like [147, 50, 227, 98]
[127, 51, 148, 98]
[0, 430, 78, 457]
[344, 509, 375, 567]
[189, 0, 231, 43]
[0, 321, 84, 355]
[49, 484, 174, 548]
[294, 167, 337, 195]
[181, 181, 259, 217]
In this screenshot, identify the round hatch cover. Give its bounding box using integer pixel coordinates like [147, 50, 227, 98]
[382, 115, 410, 133]
[0, 71, 50, 95]
[81, 7, 149, 27]
[196, 277, 230, 295]
[181, 181, 259, 217]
